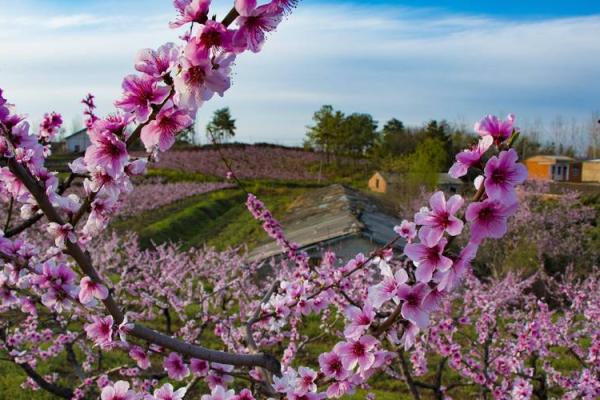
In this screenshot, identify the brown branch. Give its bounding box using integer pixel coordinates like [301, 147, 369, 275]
[1, 327, 74, 398]
[3, 196, 14, 231]
[398, 348, 421, 400]
[18, 362, 74, 399]
[221, 8, 240, 27]
[4, 172, 82, 238]
[4, 152, 281, 376]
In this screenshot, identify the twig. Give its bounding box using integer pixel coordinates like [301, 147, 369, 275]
[4, 196, 14, 231]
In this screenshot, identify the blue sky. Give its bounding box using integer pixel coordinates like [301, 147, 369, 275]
[1, 1, 599, 146]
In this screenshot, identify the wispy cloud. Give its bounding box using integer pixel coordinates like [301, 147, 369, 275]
[0, 2, 599, 145]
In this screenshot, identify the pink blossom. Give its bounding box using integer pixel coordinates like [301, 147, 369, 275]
[466, 199, 518, 244]
[326, 381, 354, 398]
[129, 346, 150, 370]
[436, 242, 478, 291]
[78, 276, 109, 305]
[484, 149, 527, 203]
[84, 315, 114, 348]
[449, 135, 493, 178]
[153, 383, 187, 400]
[319, 347, 349, 380]
[368, 261, 409, 308]
[0, 168, 30, 202]
[404, 235, 453, 283]
[170, 0, 211, 28]
[206, 363, 234, 389]
[190, 358, 209, 376]
[272, 370, 298, 393]
[174, 45, 234, 111]
[475, 113, 517, 142]
[125, 159, 148, 176]
[270, 0, 298, 14]
[115, 74, 170, 123]
[397, 283, 432, 328]
[297, 366, 318, 394]
[511, 378, 533, 400]
[234, 1, 282, 53]
[117, 313, 134, 343]
[201, 385, 235, 400]
[288, 393, 326, 400]
[343, 304, 375, 339]
[140, 103, 193, 152]
[415, 191, 464, 244]
[38, 112, 63, 142]
[192, 21, 237, 53]
[84, 128, 128, 178]
[394, 220, 417, 242]
[233, 389, 255, 400]
[46, 223, 76, 248]
[82, 93, 99, 128]
[135, 43, 180, 78]
[100, 381, 137, 400]
[338, 335, 379, 373]
[163, 352, 190, 381]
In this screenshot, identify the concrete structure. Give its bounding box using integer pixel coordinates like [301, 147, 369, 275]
[582, 160, 600, 183]
[63, 128, 90, 153]
[524, 155, 580, 182]
[368, 171, 464, 195]
[249, 184, 404, 263]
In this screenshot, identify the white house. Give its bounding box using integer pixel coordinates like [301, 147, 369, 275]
[64, 128, 90, 153]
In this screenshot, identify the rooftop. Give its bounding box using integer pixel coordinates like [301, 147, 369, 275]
[374, 171, 462, 185]
[525, 155, 575, 163]
[63, 128, 87, 140]
[248, 184, 403, 261]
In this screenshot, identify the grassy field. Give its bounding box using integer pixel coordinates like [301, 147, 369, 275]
[111, 172, 324, 251]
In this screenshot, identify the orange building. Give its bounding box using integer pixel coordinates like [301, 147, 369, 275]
[368, 171, 388, 193]
[524, 155, 581, 182]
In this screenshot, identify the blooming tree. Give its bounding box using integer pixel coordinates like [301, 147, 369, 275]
[1, 0, 595, 399]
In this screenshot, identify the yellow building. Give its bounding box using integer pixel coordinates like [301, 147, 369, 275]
[582, 160, 600, 183]
[368, 171, 388, 193]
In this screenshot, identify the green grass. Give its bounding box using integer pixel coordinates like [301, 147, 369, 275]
[111, 180, 312, 251]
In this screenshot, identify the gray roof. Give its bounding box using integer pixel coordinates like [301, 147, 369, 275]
[374, 171, 462, 186]
[64, 128, 88, 141]
[248, 184, 403, 261]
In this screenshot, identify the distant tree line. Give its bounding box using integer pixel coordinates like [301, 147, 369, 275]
[303, 105, 599, 178]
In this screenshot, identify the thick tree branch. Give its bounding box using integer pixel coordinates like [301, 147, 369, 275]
[4, 156, 282, 376]
[18, 362, 74, 399]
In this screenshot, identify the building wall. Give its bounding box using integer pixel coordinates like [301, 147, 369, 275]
[368, 173, 388, 193]
[524, 160, 551, 181]
[582, 162, 600, 182]
[66, 133, 91, 153]
[568, 162, 583, 183]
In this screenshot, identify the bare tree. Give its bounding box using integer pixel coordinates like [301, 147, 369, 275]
[587, 111, 600, 159]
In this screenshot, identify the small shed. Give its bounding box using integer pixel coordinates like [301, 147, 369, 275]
[63, 128, 90, 153]
[248, 184, 404, 263]
[524, 155, 579, 182]
[582, 160, 600, 183]
[368, 171, 388, 193]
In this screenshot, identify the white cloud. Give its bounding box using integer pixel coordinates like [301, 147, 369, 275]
[0, 3, 599, 145]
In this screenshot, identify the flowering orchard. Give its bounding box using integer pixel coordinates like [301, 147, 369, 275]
[116, 182, 236, 217]
[0, 1, 597, 399]
[150, 146, 329, 181]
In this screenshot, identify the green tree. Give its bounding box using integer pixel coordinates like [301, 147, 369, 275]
[407, 137, 448, 190]
[341, 113, 378, 158]
[177, 125, 197, 145]
[380, 118, 416, 155]
[304, 105, 345, 163]
[206, 107, 236, 143]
